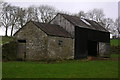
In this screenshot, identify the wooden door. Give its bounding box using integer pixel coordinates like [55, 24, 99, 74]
[17, 40, 26, 60]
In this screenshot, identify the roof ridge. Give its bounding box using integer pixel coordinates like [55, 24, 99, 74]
[59, 13, 80, 19]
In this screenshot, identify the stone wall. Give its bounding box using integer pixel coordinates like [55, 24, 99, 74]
[14, 21, 74, 61]
[14, 21, 48, 61]
[47, 36, 74, 60]
[99, 42, 110, 57]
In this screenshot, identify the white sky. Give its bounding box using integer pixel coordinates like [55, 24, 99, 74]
[0, 0, 119, 36]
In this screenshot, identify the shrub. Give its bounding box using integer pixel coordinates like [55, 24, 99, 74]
[2, 41, 18, 61]
[110, 46, 120, 54]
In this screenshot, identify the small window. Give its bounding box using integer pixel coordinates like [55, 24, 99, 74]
[18, 40, 26, 43]
[58, 40, 63, 46]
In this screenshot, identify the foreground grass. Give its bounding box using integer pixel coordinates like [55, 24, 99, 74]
[2, 60, 118, 78]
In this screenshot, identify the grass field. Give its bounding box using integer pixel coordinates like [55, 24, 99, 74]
[0, 36, 13, 44]
[110, 39, 120, 46]
[2, 54, 119, 78]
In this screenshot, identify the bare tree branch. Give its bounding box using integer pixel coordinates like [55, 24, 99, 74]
[38, 5, 57, 23]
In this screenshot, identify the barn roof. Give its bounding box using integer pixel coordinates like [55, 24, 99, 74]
[59, 13, 109, 32]
[32, 21, 73, 38]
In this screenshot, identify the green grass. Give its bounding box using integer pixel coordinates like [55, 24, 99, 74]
[2, 59, 118, 78]
[110, 39, 120, 46]
[0, 36, 13, 44]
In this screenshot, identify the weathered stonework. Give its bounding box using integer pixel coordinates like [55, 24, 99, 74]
[14, 21, 48, 61]
[47, 36, 74, 60]
[14, 13, 110, 60]
[99, 42, 110, 57]
[14, 21, 74, 61]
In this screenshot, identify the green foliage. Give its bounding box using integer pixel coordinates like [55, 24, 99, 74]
[110, 39, 120, 46]
[3, 59, 118, 78]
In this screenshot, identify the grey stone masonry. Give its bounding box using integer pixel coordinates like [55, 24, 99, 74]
[99, 42, 110, 57]
[14, 21, 74, 61]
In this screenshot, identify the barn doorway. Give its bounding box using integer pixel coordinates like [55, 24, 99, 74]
[17, 40, 26, 60]
[88, 40, 97, 56]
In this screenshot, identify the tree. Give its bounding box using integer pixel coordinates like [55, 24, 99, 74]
[75, 11, 86, 19]
[85, 8, 118, 35]
[117, 17, 120, 34]
[1, 2, 12, 36]
[118, 1, 120, 36]
[38, 5, 57, 23]
[0, 1, 3, 27]
[25, 6, 39, 22]
[10, 6, 20, 36]
[0, 2, 27, 36]
[102, 18, 118, 36]
[17, 7, 26, 28]
[114, 18, 120, 38]
[86, 9, 104, 22]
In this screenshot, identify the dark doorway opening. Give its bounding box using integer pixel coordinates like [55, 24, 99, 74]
[88, 40, 97, 56]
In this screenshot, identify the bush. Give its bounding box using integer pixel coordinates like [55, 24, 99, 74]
[2, 41, 18, 61]
[110, 46, 120, 54]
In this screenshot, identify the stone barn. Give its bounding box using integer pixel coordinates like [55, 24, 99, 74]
[14, 13, 110, 60]
[50, 13, 110, 59]
[14, 21, 74, 61]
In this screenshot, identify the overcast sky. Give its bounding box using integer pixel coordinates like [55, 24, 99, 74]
[0, 0, 119, 36]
